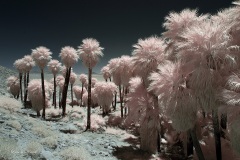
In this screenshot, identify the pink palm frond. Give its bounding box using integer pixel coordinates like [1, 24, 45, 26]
[22, 55, 35, 72]
[79, 74, 87, 84]
[132, 36, 166, 85]
[78, 38, 104, 69]
[101, 65, 111, 81]
[14, 59, 25, 73]
[70, 72, 77, 85]
[108, 58, 122, 86]
[59, 46, 78, 68]
[31, 46, 52, 69]
[48, 59, 61, 76]
[163, 9, 208, 40]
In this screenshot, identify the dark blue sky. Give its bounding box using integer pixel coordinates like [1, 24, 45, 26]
[0, 0, 234, 73]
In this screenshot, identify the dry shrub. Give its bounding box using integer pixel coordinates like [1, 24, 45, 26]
[25, 141, 43, 158]
[0, 137, 17, 160]
[6, 120, 22, 131]
[0, 96, 23, 112]
[40, 136, 58, 149]
[59, 146, 91, 160]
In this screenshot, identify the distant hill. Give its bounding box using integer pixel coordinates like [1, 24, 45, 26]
[0, 65, 17, 95]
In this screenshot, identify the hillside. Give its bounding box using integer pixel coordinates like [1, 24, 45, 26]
[0, 65, 17, 95]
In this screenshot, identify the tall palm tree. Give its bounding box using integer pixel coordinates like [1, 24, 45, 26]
[13, 59, 24, 101]
[22, 55, 35, 107]
[31, 46, 52, 119]
[48, 59, 61, 109]
[59, 46, 78, 116]
[78, 38, 104, 130]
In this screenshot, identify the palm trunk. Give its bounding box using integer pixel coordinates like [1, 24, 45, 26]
[59, 88, 61, 108]
[213, 109, 222, 160]
[190, 126, 205, 160]
[105, 79, 107, 82]
[61, 67, 71, 117]
[41, 69, 46, 119]
[24, 72, 29, 108]
[124, 87, 128, 115]
[80, 83, 84, 106]
[114, 93, 117, 110]
[187, 130, 193, 157]
[220, 114, 227, 130]
[54, 75, 57, 109]
[71, 83, 73, 108]
[109, 77, 111, 82]
[86, 67, 92, 130]
[19, 73, 23, 101]
[119, 85, 123, 117]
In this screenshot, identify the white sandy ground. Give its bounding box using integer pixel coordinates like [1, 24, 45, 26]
[0, 97, 137, 160]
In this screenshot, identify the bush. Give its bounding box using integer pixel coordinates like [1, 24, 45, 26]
[40, 136, 58, 149]
[0, 137, 17, 160]
[59, 146, 91, 160]
[25, 141, 43, 158]
[0, 96, 23, 112]
[6, 120, 22, 131]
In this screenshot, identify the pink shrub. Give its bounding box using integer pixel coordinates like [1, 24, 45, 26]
[6, 76, 20, 98]
[94, 82, 117, 114]
[73, 85, 87, 101]
[28, 79, 52, 115]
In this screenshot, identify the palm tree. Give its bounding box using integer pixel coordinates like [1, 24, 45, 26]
[78, 38, 104, 130]
[22, 55, 35, 107]
[70, 72, 77, 107]
[13, 58, 25, 101]
[108, 58, 122, 112]
[48, 59, 61, 109]
[79, 74, 87, 106]
[31, 46, 52, 119]
[56, 75, 65, 108]
[59, 46, 78, 116]
[101, 65, 111, 82]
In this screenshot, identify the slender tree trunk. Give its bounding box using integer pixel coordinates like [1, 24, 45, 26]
[61, 67, 71, 117]
[71, 83, 73, 108]
[213, 109, 222, 160]
[41, 69, 46, 119]
[59, 88, 61, 108]
[80, 83, 84, 106]
[109, 77, 111, 82]
[190, 126, 205, 160]
[119, 85, 123, 117]
[220, 113, 227, 130]
[37, 111, 40, 117]
[24, 72, 29, 108]
[86, 67, 92, 130]
[187, 130, 193, 157]
[114, 93, 117, 110]
[19, 72, 23, 101]
[105, 79, 107, 82]
[54, 75, 57, 109]
[124, 87, 128, 115]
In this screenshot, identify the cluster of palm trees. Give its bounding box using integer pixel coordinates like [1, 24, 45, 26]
[6, 1, 240, 159]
